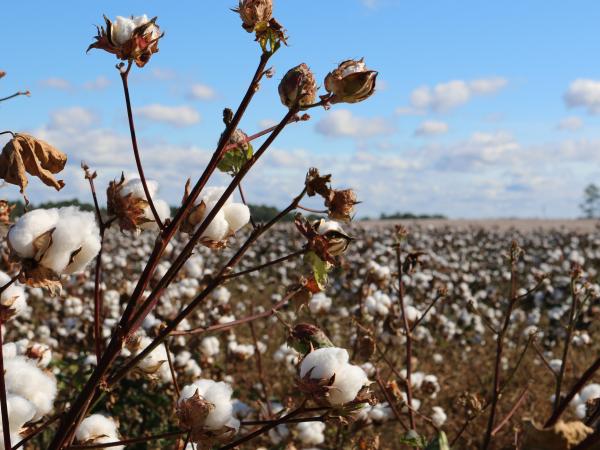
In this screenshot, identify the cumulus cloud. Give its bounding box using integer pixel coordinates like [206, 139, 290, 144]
[136, 104, 201, 127]
[402, 77, 508, 113]
[83, 76, 110, 91]
[415, 120, 449, 137]
[557, 116, 583, 131]
[188, 83, 216, 100]
[48, 107, 98, 131]
[315, 109, 394, 138]
[564, 79, 600, 114]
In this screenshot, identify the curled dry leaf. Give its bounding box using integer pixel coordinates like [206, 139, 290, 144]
[0, 200, 15, 225]
[0, 134, 67, 200]
[521, 418, 594, 450]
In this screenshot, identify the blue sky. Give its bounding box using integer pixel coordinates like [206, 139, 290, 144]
[1, 0, 600, 218]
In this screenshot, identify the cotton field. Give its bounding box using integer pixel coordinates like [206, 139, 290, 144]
[1, 220, 599, 449]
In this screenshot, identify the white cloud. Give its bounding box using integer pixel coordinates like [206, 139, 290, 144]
[403, 77, 508, 113]
[258, 119, 278, 129]
[557, 116, 583, 131]
[415, 120, 449, 137]
[361, 0, 378, 8]
[564, 79, 600, 114]
[136, 104, 201, 127]
[83, 76, 111, 91]
[151, 68, 177, 80]
[315, 109, 394, 138]
[40, 78, 73, 91]
[48, 107, 98, 131]
[188, 83, 216, 100]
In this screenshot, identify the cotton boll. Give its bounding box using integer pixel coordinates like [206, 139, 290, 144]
[3, 394, 35, 434]
[178, 379, 235, 431]
[0, 271, 26, 318]
[8, 209, 59, 258]
[200, 210, 230, 242]
[4, 356, 57, 420]
[308, 292, 332, 314]
[575, 403, 588, 419]
[296, 421, 325, 445]
[223, 203, 250, 232]
[300, 347, 349, 380]
[580, 384, 600, 403]
[200, 187, 233, 207]
[316, 220, 345, 235]
[140, 199, 171, 231]
[431, 406, 447, 427]
[135, 336, 168, 375]
[39, 207, 100, 274]
[112, 16, 137, 45]
[75, 414, 122, 450]
[200, 336, 220, 358]
[549, 359, 562, 373]
[328, 363, 369, 405]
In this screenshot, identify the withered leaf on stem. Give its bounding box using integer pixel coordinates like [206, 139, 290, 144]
[521, 418, 595, 450]
[0, 134, 67, 199]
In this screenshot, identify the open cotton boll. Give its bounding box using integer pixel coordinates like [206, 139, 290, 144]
[38, 207, 100, 274]
[7, 209, 60, 258]
[178, 379, 235, 431]
[140, 199, 171, 231]
[199, 187, 233, 207]
[135, 336, 168, 375]
[296, 421, 326, 445]
[4, 356, 57, 420]
[431, 406, 447, 427]
[223, 203, 250, 232]
[200, 336, 220, 358]
[0, 271, 26, 317]
[112, 16, 138, 45]
[2, 395, 35, 435]
[300, 347, 349, 380]
[580, 383, 600, 403]
[120, 178, 170, 229]
[200, 209, 230, 242]
[75, 414, 122, 450]
[308, 292, 332, 314]
[328, 363, 369, 405]
[316, 219, 345, 235]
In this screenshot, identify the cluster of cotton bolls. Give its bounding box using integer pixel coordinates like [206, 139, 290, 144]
[8, 207, 101, 278]
[554, 383, 600, 419]
[117, 177, 171, 230]
[0, 271, 27, 318]
[189, 187, 250, 243]
[75, 414, 122, 449]
[299, 347, 370, 405]
[0, 342, 57, 447]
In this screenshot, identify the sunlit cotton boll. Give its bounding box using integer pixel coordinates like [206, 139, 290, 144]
[200, 336, 220, 358]
[0, 395, 36, 449]
[431, 406, 447, 427]
[4, 356, 57, 420]
[223, 203, 250, 232]
[308, 292, 332, 314]
[0, 271, 26, 318]
[178, 379, 236, 431]
[7, 209, 59, 258]
[75, 414, 123, 450]
[135, 336, 170, 381]
[119, 178, 170, 230]
[296, 421, 326, 445]
[111, 15, 158, 45]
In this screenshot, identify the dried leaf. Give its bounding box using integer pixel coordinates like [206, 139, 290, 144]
[31, 227, 55, 261]
[522, 419, 594, 450]
[18, 264, 61, 295]
[0, 134, 67, 197]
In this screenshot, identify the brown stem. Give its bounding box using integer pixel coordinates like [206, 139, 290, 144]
[237, 183, 257, 229]
[218, 402, 307, 450]
[491, 388, 528, 437]
[0, 317, 11, 450]
[0, 91, 29, 103]
[374, 369, 409, 431]
[0, 271, 20, 297]
[164, 339, 180, 399]
[481, 243, 519, 450]
[119, 61, 163, 229]
[47, 52, 273, 450]
[297, 204, 328, 214]
[223, 249, 306, 280]
[171, 287, 302, 336]
[553, 276, 579, 413]
[249, 321, 271, 416]
[12, 414, 61, 449]
[395, 241, 416, 430]
[410, 292, 445, 332]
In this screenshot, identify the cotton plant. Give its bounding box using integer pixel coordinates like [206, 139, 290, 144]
[7, 207, 101, 292]
[177, 378, 239, 444]
[75, 414, 123, 450]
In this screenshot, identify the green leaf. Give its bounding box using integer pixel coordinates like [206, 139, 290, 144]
[304, 250, 331, 290]
[425, 432, 450, 450]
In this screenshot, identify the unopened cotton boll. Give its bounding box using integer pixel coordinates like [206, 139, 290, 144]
[296, 421, 325, 445]
[4, 356, 57, 420]
[75, 414, 123, 450]
[178, 379, 235, 431]
[223, 203, 250, 232]
[431, 406, 447, 427]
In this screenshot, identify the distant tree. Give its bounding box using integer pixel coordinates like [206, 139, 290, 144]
[580, 183, 600, 218]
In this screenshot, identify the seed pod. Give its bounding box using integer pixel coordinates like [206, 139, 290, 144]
[324, 58, 378, 104]
[236, 0, 273, 33]
[278, 64, 317, 109]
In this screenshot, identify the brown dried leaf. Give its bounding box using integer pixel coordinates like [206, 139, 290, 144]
[18, 264, 61, 295]
[0, 134, 67, 196]
[522, 419, 594, 450]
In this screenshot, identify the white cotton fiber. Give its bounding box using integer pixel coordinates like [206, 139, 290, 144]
[296, 421, 326, 445]
[431, 406, 447, 427]
[300, 347, 349, 380]
[4, 356, 57, 420]
[0, 271, 26, 317]
[39, 207, 101, 274]
[329, 363, 369, 405]
[179, 379, 235, 431]
[8, 209, 59, 258]
[200, 210, 230, 242]
[200, 336, 220, 358]
[223, 203, 250, 232]
[75, 414, 122, 450]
